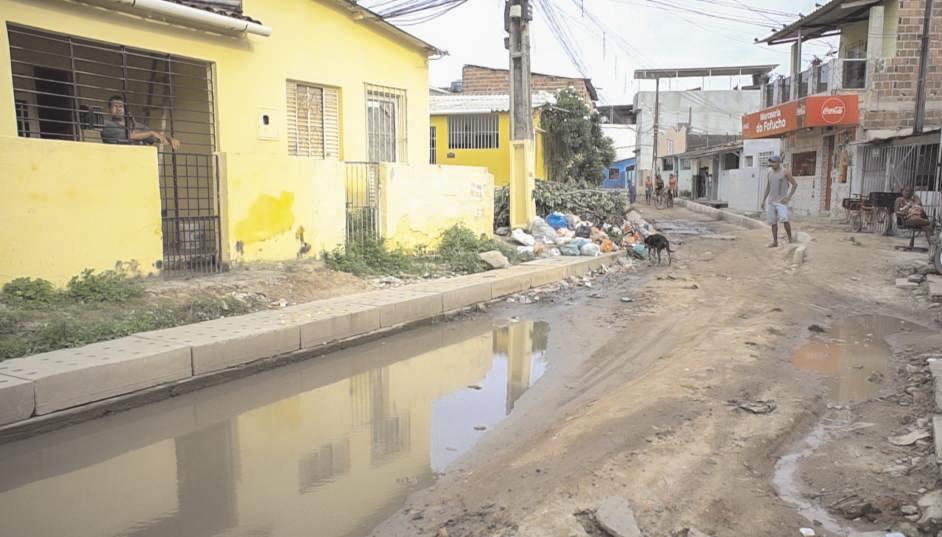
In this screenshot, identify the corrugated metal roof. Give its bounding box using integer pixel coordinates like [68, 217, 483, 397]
[430, 92, 556, 115]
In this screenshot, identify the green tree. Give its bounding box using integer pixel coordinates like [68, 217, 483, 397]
[541, 88, 616, 184]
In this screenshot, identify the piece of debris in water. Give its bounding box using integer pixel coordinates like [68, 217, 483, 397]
[467, 384, 483, 390]
[473, 425, 487, 431]
[729, 399, 777, 414]
[808, 324, 827, 333]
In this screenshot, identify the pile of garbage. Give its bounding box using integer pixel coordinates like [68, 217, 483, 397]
[505, 209, 658, 258]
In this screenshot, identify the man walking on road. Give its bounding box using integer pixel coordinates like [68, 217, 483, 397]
[760, 155, 798, 247]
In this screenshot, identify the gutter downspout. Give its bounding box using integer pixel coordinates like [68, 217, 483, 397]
[103, 0, 272, 36]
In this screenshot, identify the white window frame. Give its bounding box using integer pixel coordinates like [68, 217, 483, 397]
[366, 83, 407, 163]
[448, 114, 499, 149]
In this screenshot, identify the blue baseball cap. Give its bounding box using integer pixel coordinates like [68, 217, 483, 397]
[769, 155, 782, 163]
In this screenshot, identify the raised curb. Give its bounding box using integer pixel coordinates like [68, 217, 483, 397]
[0, 252, 621, 431]
[929, 358, 942, 473]
[677, 199, 768, 230]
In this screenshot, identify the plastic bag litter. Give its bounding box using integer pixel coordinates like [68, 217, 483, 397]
[511, 228, 536, 246]
[600, 239, 615, 253]
[529, 217, 559, 244]
[516, 245, 534, 255]
[590, 227, 609, 242]
[559, 243, 581, 256]
[631, 243, 648, 258]
[565, 214, 579, 228]
[546, 212, 569, 230]
[547, 248, 561, 257]
[533, 243, 546, 256]
[580, 243, 601, 257]
[574, 224, 592, 239]
[557, 228, 575, 239]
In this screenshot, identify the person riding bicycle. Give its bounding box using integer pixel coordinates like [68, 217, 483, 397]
[655, 174, 665, 197]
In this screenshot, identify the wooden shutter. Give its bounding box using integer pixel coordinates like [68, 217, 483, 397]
[287, 81, 324, 158]
[323, 87, 340, 159]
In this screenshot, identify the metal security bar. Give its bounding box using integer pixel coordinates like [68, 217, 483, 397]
[860, 140, 942, 217]
[7, 24, 221, 273]
[345, 162, 381, 244]
[448, 114, 500, 149]
[365, 83, 407, 162]
[429, 125, 437, 164]
[160, 152, 223, 272]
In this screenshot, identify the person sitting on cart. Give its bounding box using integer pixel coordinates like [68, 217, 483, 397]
[895, 186, 932, 239]
[896, 187, 928, 224]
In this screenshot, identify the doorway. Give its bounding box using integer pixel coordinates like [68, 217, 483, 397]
[33, 66, 76, 140]
[824, 136, 835, 211]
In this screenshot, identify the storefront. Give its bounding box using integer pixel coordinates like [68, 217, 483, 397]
[742, 95, 860, 216]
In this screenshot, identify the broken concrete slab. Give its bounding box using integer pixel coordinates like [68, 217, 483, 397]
[0, 374, 35, 425]
[929, 359, 942, 409]
[928, 274, 942, 302]
[0, 336, 191, 416]
[934, 415, 942, 464]
[595, 496, 642, 537]
[917, 490, 942, 526]
[479, 250, 510, 269]
[896, 278, 920, 290]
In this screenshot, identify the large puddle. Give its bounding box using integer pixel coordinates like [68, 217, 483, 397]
[791, 315, 921, 404]
[0, 317, 549, 537]
[776, 315, 924, 536]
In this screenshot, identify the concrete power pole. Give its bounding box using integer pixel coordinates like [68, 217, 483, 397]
[651, 78, 660, 180]
[506, 0, 535, 228]
[913, 0, 934, 134]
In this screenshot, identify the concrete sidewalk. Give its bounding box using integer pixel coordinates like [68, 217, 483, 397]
[0, 253, 618, 429]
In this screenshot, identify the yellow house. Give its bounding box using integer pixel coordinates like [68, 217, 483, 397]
[0, 0, 494, 284]
[429, 93, 552, 187]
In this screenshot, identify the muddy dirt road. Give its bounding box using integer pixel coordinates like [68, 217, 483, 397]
[373, 207, 941, 537]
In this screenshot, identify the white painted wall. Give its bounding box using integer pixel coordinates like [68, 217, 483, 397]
[633, 90, 760, 173]
[716, 139, 782, 212]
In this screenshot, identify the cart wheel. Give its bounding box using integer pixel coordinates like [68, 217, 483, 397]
[879, 209, 894, 236]
[851, 212, 863, 232]
[934, 242, 942, 277]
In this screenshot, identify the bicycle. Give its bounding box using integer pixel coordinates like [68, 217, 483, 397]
[654, 189, 669, 209]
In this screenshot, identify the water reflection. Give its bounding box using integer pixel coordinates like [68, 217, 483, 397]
[0, 318, 548, 537]
[791, 315, 921, 403]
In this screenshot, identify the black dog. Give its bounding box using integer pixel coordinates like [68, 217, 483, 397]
[644, 233, 674, 265]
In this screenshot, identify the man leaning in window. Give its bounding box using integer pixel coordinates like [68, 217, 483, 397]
[101, 95, 180, 149]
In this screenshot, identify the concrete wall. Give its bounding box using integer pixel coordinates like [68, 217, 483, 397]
[0, 0, 434, 280]
[633, 90, 760, 173]
[430, 111, 547, 186]
[380, 164, 494, 248]
[0, 137, 163, 284]
[716, 139, 782, 212]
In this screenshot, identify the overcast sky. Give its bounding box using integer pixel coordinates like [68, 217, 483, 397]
[375, 0, 839, 104]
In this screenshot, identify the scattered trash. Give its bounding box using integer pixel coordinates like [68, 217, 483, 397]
[590, 293, 604, 299]
[467, 384, 483, 390]
[730, 399, 777, 414]
[887, 429, 930, 446]
[479, 250, 510, 269]
[621, 297, 634, 303]
[546, 212, 569, 230]
[808, 324, 827, 333]
[580, 242, 601, 257]
[799, 528, 816, 537]
[512, 228, 536, 246]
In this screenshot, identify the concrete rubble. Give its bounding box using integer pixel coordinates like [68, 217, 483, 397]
[595, 496, 643, 537]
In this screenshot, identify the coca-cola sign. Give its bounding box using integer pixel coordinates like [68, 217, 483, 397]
[820, 97, 847, 124]
[742, 94, 859, 139]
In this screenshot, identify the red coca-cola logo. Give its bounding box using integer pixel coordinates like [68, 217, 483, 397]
[820, 97, 847, 124]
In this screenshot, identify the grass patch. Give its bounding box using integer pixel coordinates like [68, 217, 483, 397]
[0, 268, 260, 362]
[324, 238, 425, 277]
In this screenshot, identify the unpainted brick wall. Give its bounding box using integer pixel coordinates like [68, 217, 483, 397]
[461, 65, 594, 102]
[865, 0, 942, 131]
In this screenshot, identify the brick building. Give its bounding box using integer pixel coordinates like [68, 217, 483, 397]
[744, 0, 941, 218]
[459, 64, 598, 103]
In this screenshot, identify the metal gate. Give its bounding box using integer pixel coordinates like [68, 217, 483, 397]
[345, 162, 381, 244]
[860, 140, 942, 216]
[159, 151, 222, 272]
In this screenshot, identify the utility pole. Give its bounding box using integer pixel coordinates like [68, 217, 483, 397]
[651, 78, 660, 181]
[506, 0, 535, 227]
[913, 0, 934, 134]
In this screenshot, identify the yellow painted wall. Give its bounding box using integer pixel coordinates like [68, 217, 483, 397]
[0, 136, 163, 284]
[431, 111, 548, 187]
[380, 163, 494, 248]
[0, 0, 431, 280]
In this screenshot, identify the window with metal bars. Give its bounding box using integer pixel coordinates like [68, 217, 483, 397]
[365, 83, 407, 163]
[447, 114, 499, 149]
[286, 80, 340, 159]
[6, 24, 215, 151]
[429, 126, 437, 164]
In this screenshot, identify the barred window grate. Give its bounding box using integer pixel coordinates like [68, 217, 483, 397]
[429, 126, 437, 164]
[365, 83, 407, 163]
[448, 114, 499, 149]
[287, 80, 340, 159]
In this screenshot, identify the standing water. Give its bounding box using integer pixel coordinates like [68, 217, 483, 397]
[0, 318, 550, 537]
